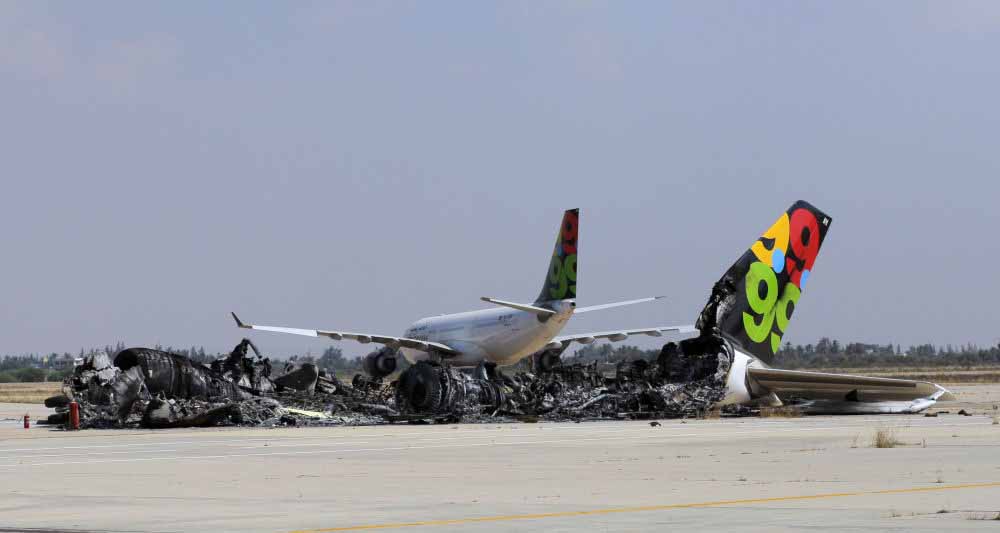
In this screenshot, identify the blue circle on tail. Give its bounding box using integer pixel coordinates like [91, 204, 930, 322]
[771, 248, 784, 273]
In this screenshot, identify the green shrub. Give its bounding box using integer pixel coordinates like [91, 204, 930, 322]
[14, 367, 47, 383]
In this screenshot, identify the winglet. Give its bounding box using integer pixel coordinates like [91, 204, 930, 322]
[232, 312, 249, 329]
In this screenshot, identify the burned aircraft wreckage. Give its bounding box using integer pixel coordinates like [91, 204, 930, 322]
[46, 327, 736, 429]
[47, 245, 742, 430]
[43, 202, 953, 428]
[51, 201, 952, 429]
[43, 230, 760, 430]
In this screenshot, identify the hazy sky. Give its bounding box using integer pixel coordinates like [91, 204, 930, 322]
[2, 2, 998, 358]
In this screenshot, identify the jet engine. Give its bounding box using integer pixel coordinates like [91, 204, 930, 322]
[362, 347, 398, 379]
[532, 345, 567, 373]
[395, 361, 508, 414]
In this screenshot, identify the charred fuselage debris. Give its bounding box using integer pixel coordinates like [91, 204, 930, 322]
[392, 335, 732, 421]
[49, 329, 737, 429]
[115, 348, 244, 402]
[209, 338, 273, 393]
[273, 362, 320, 394]
[48, 340, 319, 428]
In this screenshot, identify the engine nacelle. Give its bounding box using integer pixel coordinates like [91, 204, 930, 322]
[362, 347, 398, 379]
[532, 348, 564, 373]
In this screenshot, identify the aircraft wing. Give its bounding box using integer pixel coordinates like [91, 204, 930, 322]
[545, 325, 698, 350]
[747, 367, 954, 413]
[231, 313, 459, 356]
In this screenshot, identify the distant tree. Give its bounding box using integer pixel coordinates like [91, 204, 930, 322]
[570, 344, 614, 363]
[318, 346, 348, 371]
[816, 338, 831, 353]
[14, 367, 47, 382]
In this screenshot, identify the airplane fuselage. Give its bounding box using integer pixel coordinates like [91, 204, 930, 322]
[399, 301, 574, 366]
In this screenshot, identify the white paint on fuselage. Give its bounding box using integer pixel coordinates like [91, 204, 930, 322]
[398, 300, 574, 367]
[717, 349, 754, 406]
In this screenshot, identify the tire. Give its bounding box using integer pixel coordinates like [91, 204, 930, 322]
[46, 412, 68, 425]
[44, 395, 70, 408]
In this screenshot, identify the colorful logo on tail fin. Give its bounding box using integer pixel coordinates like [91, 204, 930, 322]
[537, 209, 578, 302]
[704, 201, 831, 363]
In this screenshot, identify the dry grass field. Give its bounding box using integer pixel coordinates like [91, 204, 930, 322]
[0, 382, 61, 404]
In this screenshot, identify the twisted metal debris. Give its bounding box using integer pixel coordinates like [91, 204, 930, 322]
[46, 334, 735, 429]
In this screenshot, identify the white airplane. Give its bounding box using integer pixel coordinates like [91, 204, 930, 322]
[232, 209, 690, 376]
[675, 200, 954, 414]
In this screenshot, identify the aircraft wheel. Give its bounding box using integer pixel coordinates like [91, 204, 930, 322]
[44, 395, 70, 408]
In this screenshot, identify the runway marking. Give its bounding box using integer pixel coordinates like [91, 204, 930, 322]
[288, 481, 1000, 532]
[0, 426, 649, 452]
[0, 420, 990, 466]
[0, 417, 981, 454]
[0, 427, 897, 465]
[0, 416, 979, 452]
[0, 423, 973, 462]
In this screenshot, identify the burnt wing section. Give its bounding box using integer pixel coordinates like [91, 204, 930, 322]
[696, 200, 831, 365]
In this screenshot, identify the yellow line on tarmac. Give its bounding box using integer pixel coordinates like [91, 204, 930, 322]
[289, 481, 1000, 532]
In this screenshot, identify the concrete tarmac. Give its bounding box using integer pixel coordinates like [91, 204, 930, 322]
[1, 405, 999, 531]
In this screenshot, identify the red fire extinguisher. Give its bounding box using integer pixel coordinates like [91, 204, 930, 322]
[23, 413, 30, 429]
[69, 402, 80, 430]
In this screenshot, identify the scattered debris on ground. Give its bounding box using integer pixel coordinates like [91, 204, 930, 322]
[44, 334, 739, 430]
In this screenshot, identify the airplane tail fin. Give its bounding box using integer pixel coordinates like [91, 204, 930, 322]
[696, 200, 832, 364]
[536, 209, 579, 303]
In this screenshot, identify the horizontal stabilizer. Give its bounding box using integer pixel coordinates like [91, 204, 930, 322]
[480, 297, 556, 316]
[748, 367, 954, 404]
[574, 296, 666, 314]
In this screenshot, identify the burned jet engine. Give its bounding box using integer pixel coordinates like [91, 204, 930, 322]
[532, 345, 568, 373]
[395, 361, 507, 414]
